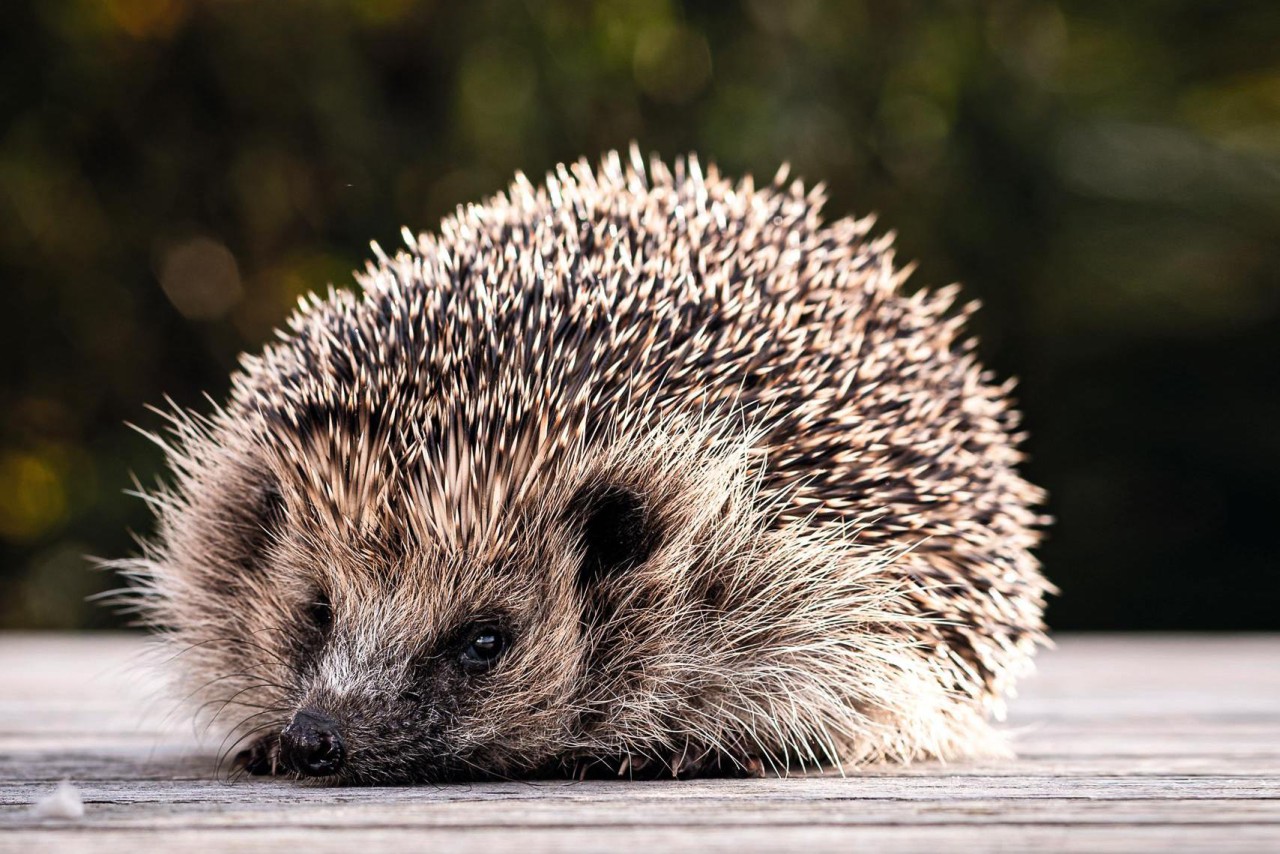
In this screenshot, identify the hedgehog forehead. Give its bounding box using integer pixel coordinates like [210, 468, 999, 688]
[256, 523, 560, 619]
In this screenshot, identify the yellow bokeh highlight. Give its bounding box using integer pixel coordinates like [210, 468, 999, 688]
[0, 452, 69, 543]
[101, 0, 189, 40]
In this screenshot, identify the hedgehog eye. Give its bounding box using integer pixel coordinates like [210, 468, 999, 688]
[305, 591, 333, 634]
[569, 485, 657, 587]
[459, 624, 508, 673]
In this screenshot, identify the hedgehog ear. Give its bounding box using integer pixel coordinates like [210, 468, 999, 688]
[233, 474, 286, 573]
[258, 478, 287, 529]
[569, 485, 657, 588]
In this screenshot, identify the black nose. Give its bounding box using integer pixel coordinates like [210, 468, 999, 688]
[279, 710, 345, 777]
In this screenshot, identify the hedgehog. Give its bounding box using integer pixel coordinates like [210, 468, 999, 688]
[114, 148, 1050, 784]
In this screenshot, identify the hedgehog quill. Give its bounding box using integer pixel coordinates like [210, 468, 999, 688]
[113, 148, 1051, 784]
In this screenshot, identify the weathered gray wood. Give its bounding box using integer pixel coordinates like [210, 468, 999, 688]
[1, 634, 1277, 852]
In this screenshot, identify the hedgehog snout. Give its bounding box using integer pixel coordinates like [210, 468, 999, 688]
[279, 709, 345, 777]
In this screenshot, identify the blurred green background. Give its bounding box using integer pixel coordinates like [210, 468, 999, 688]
[1, 0, 1277, 630]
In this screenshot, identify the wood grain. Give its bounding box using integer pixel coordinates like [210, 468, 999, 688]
[1, 634, 1277, 852]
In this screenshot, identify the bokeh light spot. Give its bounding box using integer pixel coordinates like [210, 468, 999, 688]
[101, 0, 188, 40]
[157, 237, 244, 320]
[0, 452, 68, 543]
[633, 24, 712, 104]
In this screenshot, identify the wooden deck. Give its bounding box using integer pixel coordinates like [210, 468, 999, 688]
[1, 634, 1277, 852]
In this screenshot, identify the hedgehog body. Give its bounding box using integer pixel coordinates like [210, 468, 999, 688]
[122, 149, 1050, 783]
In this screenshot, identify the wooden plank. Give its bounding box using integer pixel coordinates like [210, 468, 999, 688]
[7, 824, 1280, 854]
[1, 634, 1278, 852]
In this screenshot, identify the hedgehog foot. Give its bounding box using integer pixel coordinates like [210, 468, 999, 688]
[665, 745, 767, 779]
[233, 734, 282, 777]
[557, 747, 767, 780]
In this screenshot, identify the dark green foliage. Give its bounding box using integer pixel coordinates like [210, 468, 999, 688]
[0, 0, 1276, 629]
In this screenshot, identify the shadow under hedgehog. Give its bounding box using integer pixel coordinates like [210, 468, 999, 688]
[113, 148, 1051, 784]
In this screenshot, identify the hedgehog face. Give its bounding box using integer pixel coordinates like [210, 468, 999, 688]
[257, 575, 582, 784]
[163, 460, 586, 783]
[259, 571, 576, 783]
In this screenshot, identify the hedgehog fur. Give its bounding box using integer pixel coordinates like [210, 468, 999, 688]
[115, 147, 1051, 783]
